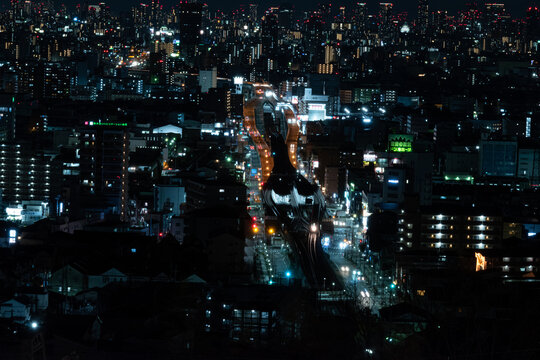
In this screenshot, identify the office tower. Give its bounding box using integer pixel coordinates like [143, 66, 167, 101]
[278, 3, 293, 29]
[178, 1, 203, 58]
[0, 95, 16, 141]
[378, 2, 393, 39]
[417, 0, 429, 35]
[0, 143, 58, 207]
[79, 121, 130, 220]
[248, 3, 258, 22]
[353, 3, 367, 32]
[34, 62, 73, 100]
[525, 5, 540, 41]
[199, 67, 217, 93]
[261, 11, 279, 52]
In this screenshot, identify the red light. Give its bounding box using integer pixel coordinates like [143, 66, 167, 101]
[159, 232, 163, 237]
[252, 216, 257, 221]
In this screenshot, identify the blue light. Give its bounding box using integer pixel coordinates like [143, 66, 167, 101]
[322, 237, 330, 248]
[285, 271, 291, 278]
[131, 248, 137, 253]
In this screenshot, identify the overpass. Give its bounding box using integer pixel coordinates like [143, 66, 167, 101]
[243, 84, 300, 182]
[243, 84, 342, 290]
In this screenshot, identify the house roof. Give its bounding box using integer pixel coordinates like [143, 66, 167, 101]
[379, 302, 433, 324]
[181, 274, 206, 284]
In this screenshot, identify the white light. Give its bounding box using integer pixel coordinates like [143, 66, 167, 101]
[388, 179, 399, 184]
[6, 208, 22, 216]
[31, 322, 38, 329]
[344, 108, 350, 114]
[310, 223, 318, 233]
[362, 107, 368, 112]
[233, 76, 243, 85]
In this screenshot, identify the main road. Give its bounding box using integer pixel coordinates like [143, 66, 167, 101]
[243, 83, 342, 291]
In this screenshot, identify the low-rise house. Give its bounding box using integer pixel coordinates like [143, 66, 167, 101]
[0, 298, 31, 322]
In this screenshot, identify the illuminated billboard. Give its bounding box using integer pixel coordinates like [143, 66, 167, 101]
[388, 134, 413, 153]
[307, 103, 326, 121]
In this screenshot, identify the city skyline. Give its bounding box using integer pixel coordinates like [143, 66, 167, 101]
[26, 0, 540, 16]
[1, 0, 540, 358]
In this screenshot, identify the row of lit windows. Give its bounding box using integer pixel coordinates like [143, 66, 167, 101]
[502, 265, 535, 272]
[503, 257, 535, 262]
[422, 225, 493, 231]
[423, 233, 493, 240]
[425, 215, 495, 222]
[421, 243, 493, 249]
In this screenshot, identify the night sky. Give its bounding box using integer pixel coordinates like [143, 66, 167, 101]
[52, 0, 536, 17]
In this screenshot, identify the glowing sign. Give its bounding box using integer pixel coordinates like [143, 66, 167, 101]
[475, 252, 486, 271]
[388, 134, 413, 153]
[363, 153, 377, 162]
[6, 208, 22, 216]
[85, 121, 127, 127]
[8, 229, 17, 244]
[308, 103, 325, 111]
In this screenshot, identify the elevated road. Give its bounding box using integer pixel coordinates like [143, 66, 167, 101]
[243, 83, 342, 290]
[243, 83, 276, 183]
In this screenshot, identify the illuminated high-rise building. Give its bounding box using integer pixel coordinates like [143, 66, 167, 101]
[79, 121, 130, 220]
[0, 143, 59, 209]
[353, 3, 367, 32]
[177, 1, 203, 57]
[278, 3, 293, 29]
[378, 2, 394, 40]
[248, 3, 258, 22]
[261, 11, 279, 52]
[525, 5, 540, 42]
[0, 95, 16, 142]
[484, 3, 509, 38]
[151, 0, 160, 23]
[417, 0, 429, 35]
